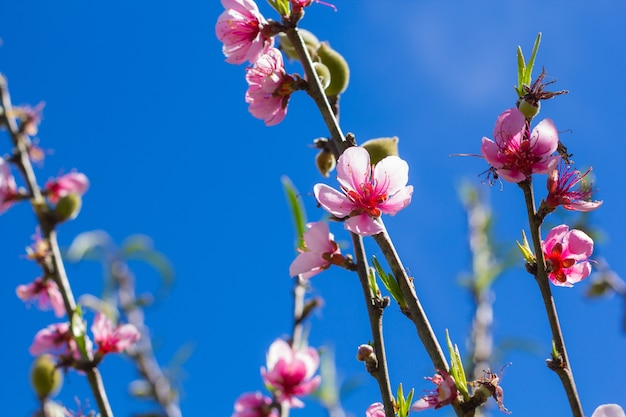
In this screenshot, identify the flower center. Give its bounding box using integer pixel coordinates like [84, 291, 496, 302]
[346, 182, 387, 217]
[545, 242, 576, 283]
[501, 139, 541, 177]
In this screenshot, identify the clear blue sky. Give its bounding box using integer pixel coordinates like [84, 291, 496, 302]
[1, 1, 625, 416]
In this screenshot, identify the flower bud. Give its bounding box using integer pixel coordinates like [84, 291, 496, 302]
[315, 148, 336, 177]
[278, 29, 320, 61]
[30, 354, 62, 400]
[316, 42, 350, 96]
[518, 97, 540, 119]
[356, 344, 374, 361]
[361, 137, 399, 165]
[53, 193, 82, 223]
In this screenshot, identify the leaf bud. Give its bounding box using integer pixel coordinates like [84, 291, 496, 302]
[30, 354, 62, 400]
[316, 42, 350, 96]
[278, 29, 320, 61]
[361, 137, 399, 165]
[518, 97, 540, 119]
[53, 193, 82, 223]
[315, 148, 336, 177]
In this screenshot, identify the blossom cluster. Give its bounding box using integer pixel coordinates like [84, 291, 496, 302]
[232, 339, 320, 417]
[216, 0, 297, 125]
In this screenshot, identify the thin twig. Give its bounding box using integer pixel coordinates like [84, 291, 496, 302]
[0, 73, 113, 417]
[518, 180, 583, 417]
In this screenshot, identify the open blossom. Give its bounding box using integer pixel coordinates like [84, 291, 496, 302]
[245, 48, 294, 126]
[365, 402, 385, 417]
[261, 339, 321, 407]
[216, 0, 274, 65]
[92, 312, 140, 355]
[232, 392, 278, 417]
[314, 146, 413, 236]
[545, 160, 602, 212]
[0, 157, 18, 214]
[289, 221, 344, 279]
[45, 172, 89, 203]
[481, 108, 559, 183]
[16, 277, 65, 317]
[411, 370, 458, 411]
[542, 224, 593, 287]
[592, 404, 626, 417]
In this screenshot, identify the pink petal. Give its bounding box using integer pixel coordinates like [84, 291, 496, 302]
[380, 185, 413, 215]
[289, 252, 325, 277]
[480, 138, 504, 168]
[266, 339, 292, 370]
[344, 214, 383, 236]
[542, 224, 570, 253]
[314, 183, 353, 217]
[336, 147, 371, 192]
[373, 155, 409, 196]
[497, 167, 526, 183]
[592, 405, 626, 417]
[493, 108, 525, 146]
[564, 261, 592, 284]
[303, 221, 333, 252]
[530, 118, 559, 156]
[562, 229, 594, 260]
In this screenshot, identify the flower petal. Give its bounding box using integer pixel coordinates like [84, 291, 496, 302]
[374, 155, 409, 196]
[562, 229, 594, 260]
[344, 214, 383, 236]
[380, 185, 413, 215]
[314, 183, 353, 217]
[493, 108, 525, 146]
[530, 118, 559, 156]
[336, 147, 371, 192]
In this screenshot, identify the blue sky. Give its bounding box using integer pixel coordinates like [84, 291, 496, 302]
[1, 1, 625, 416]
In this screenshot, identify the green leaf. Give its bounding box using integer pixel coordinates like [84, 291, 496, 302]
[371, 256, 405, 308]
[516, 46, 526, 97]
[516, 229, 536, 264]
[282, 176, 308, 250]
[525, 32, 542, 86]
[446, 330, 469, 401]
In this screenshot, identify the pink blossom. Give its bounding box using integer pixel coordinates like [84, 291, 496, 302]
[232, 392, 278, 417]
[245, 48, 294, 126]
[92, 312, 140, 355]
[0, 157, 18, 214]
[542, 224, 593, 287]
[16, 277, 66, 317]
[365, 402, 385, 417]
[314, 146, 413, 236]
[216, 0, 274, 65]
[45, 172, 89, 203]
[29, 322, 88, 361]
[411, 370, 458, 411]
[545, 160, 602, 212]
[592, 404, 626, 417]
[289, 221, 344, 279]
[261, 339, 321, 407]
[481, 108, 559, 183]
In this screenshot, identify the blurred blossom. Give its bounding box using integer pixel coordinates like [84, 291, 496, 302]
[545, 160, 602, 212]
[261, 339, 321, 407]
[245, 48, 294, 126]
[30, 322, 87, 360]
[92, 312, 140, 355]
[0, 157, 18, 214]
[14, 102, 45, 136]
[216, 0, 274, 65]
[232, 392, 278, 417]
[411, 370, 458, 411]
[25, 228, 50, 262]
[45, 172, 89, 203]
[16, 277, 65, 318]
[481, 108, 558, 183]
[592, 404, 626, 417]
[542, 224, 593, 287]
[314, 146, 413, 236]
[365, 402, 385, 417]
[289, 221, 344, 279]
